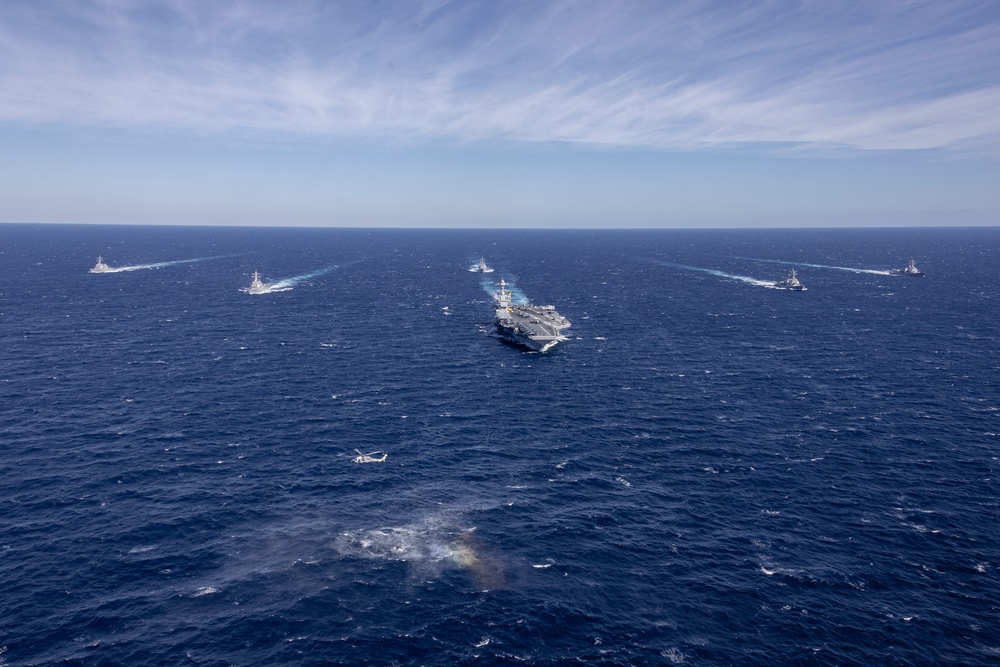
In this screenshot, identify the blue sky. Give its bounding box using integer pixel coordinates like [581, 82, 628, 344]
[1, 0, 998, 228]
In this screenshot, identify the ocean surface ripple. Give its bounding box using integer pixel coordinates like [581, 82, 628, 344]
[1, 225, 999, 665]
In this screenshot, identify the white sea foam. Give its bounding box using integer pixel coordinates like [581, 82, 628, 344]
[192, 586, 220, 597]
[336, 515, 505, 587]
[337, 525, 461, 564]
[661, 647, 686, 663]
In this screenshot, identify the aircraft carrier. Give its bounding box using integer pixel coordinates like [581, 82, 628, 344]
[493, 278, 571, 352]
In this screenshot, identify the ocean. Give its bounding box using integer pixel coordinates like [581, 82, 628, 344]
[1, 224, 998, 665]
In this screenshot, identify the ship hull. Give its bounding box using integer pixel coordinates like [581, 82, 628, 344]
[495, 324, 564, 352]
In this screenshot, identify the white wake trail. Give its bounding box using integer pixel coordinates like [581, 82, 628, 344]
[268, 265, 337, 290]
[728, 256, 892, 276]
[110, 255, 233, 272]
[659, 261, 776, 287]
[246, 262, 357, 294]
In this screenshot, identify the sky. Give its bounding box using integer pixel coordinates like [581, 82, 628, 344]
[1, 0, 999, 228]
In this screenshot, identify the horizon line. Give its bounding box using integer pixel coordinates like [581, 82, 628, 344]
[3, 221, 998, 232]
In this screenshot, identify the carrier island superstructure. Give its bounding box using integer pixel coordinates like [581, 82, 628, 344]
[493, 279, 571, 352]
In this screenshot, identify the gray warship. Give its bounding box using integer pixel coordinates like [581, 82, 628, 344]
[246, 270, 269, 294]
[493, 278, 571, 352]
[890, 258, 924, 277]
[772, 268, 806, 291]
[89, 256, 114, 273]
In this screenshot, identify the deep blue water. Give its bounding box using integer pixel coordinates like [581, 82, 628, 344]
[1, 224, 999, 666]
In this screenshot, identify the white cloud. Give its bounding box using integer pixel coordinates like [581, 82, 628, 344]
[1, 0, 999, 153]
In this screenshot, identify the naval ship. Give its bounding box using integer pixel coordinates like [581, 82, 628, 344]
[89, 256, 114, 273]
[247, 271, 269, 294]
[471, 257, 494, 273]
[890, 258, 924, 277]
[773, 268, 806, 291]
[493, 278, 571, 352]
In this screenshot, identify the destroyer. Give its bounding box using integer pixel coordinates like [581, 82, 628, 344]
[247, 271, 269, 294]
[471, 257, 494, 273]
[494, 278, 571, 352]
[890, 258, 924, 277]
[773, 268, 806, 291]
[89, 256, 114, 273]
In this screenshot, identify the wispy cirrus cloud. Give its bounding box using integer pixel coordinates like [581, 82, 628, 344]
[1, 0, 999, 153]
